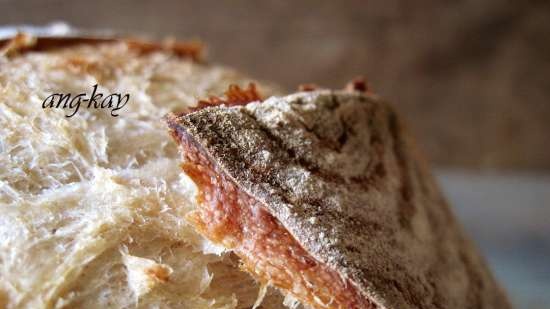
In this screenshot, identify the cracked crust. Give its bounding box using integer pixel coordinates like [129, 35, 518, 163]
[167, 90, 512, 309]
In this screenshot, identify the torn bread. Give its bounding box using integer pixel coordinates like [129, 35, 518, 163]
[0, 34, 288, 309]
[166, 88, 512, 309]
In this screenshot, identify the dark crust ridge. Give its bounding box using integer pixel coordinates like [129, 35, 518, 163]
[166, 90, 512, 309]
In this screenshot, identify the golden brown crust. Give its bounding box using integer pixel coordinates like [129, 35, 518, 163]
[0, 34, 202, 61]
[194, 83, 262, 111]
[124, 38, 203, 62]
[167, 90, 512, 309]
[0, 34, 114, 56]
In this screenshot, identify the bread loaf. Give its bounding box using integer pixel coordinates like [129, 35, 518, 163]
[0, 33, 512, 309]
[166, 88, 513, 309]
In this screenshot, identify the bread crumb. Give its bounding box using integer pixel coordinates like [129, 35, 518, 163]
[122, 252, 173, 299]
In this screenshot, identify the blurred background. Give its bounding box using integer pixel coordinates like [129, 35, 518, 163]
[1, 0, 549, 307]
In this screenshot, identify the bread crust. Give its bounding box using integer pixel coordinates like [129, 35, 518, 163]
[0, 34, 202, 61]
[167, 90, 512, 309]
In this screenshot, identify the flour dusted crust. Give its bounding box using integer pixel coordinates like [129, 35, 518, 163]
[0, 35, 286, 309]
[167, 90, 512, 309]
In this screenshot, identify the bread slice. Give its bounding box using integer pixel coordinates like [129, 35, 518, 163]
[166, 88, 513, 309]
[0, 35, 288, 309]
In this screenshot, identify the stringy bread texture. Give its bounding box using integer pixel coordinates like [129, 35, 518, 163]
[0, 41, 285, 309]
